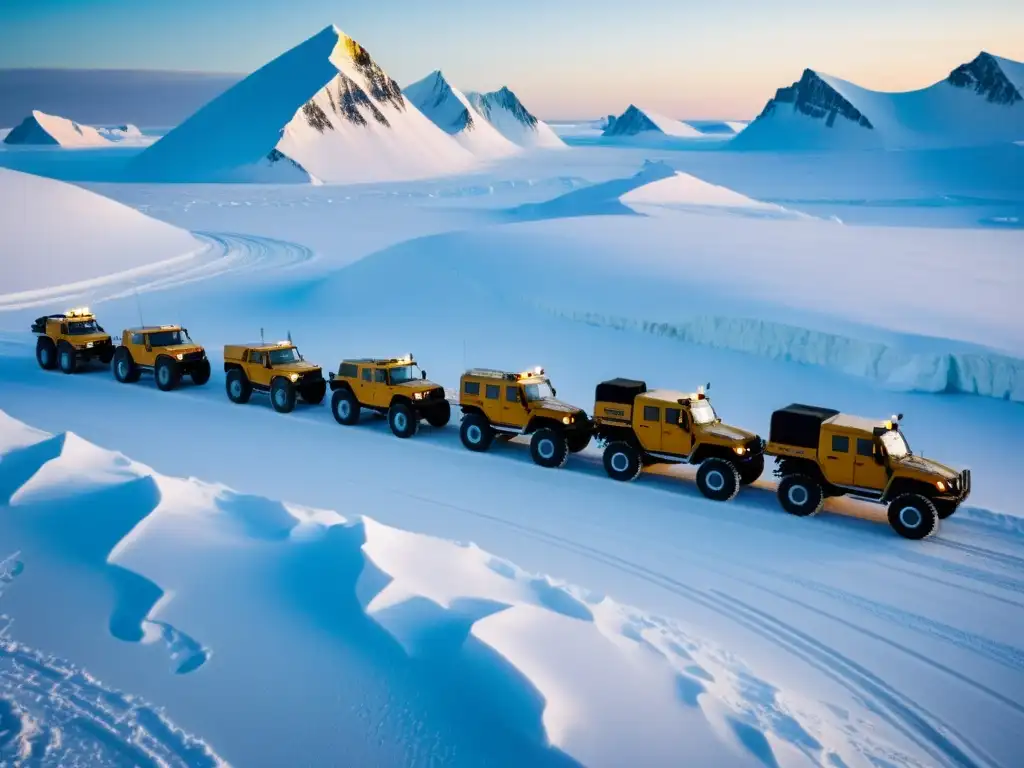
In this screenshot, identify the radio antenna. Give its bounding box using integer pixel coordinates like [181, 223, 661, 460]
[134, 286, 144, 327]
[260, 327, 265, 344]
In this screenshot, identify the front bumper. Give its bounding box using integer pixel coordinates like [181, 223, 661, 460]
[74, 339, 114, 360]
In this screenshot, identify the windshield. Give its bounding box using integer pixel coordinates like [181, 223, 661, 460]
[690, 400, 717, 425]
[269, 347, 300, 365]
[880, 430, 910, 459]
[389, 365, 421, 384]
[523, 379, 555, 402]
[148, 330, 185, 346]
[67, 320, 101, 335]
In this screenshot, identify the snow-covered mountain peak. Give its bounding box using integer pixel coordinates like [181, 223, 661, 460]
[946, 52, 1023, 106]
[403, 70, 519, 157]
[601, 105, 704, 138]
[755, 69, 873, 130]
[462, 86, 565, 148]
[130, 24, 476, 183]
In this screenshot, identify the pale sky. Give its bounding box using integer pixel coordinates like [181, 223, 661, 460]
[1, 0, 1021, 119]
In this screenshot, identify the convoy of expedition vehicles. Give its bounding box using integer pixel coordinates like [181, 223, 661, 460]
[223, 340, 326, 413]
[29, 307, 974, 541]
[766, 404, 971, 539]
[457, 367, 592, 468]
[112, 325, 211, 391]
[592, 378, 765, 501]
[32, 308, 115, 373]
[328, 354, 450, 438]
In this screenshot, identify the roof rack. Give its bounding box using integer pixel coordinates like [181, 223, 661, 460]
[465, 366, 545, 381]
[345, 354, 415, 366]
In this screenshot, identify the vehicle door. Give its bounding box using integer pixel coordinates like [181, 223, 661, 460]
[637, 400, 662, 452]
[372, 368, 389, 408]
[660, 406, 691, 458]
[357, 366, 374, 404]
[249, 351, 272, 387]
[852, 436, 888, 491]
[482, 382, 507, 426]
[820, 430, 855, 485]
[131, 332, 150, 365]
[502, 384, 525, 428]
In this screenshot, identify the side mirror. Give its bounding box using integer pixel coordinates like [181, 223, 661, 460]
[551, 387, 558, 397]
[874, 452, 885, 465]
[265, 358, 272, 369]
[679, 413, 689, 431]
[422, 370, 427, 380]
[145, 340, 152, 352]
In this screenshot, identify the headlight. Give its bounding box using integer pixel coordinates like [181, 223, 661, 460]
[936, 480, 946, 492]
[734, 446, 746, 455]
[289, 373, 299, 382]
[86, 342, 94, 348]
[176, 353, 184, 360]
[562, 415, 572, 424]
[414, 392, 424, 400]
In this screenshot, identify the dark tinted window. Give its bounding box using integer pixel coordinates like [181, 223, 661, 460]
[831, 435, 850, 453]
[506, 386, 519, 402]
[464, 381, 480, 396]
[131, 333, 144, 345]
[362, 368, 372, 382]
[643, 405, 660, 422]
[857, 438, 874, 457]
[250, 351, 264, 366]
[339, 363, 358, 378]
[665, 407, 680, 424]
[485, 384, 500, 400]
[374, 369, 387, 383]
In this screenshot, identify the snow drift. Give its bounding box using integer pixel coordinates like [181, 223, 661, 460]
[465, 87, 565, 148]
[0, 167, 204, 294]
[403, 71, 520, 158]
[602, 105, 704, 138]
[128, 25, 476, 183]
[508, 161, 806, 221]
[3, 109, 111, 147]
[735, 52, 1024, 151]
[0, 409, 873, 768]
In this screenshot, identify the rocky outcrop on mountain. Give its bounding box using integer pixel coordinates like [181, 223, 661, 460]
[756, 69, 873, 129]
[947, 52, 1022, 106]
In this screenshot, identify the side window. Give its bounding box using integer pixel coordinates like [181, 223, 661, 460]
[361, 368, 372, 382]
[831, 435, 850, 453]
[131, 333, 144, 345]
[250, 351, 264, 366]
[339, 363, 358, 378]
[643, 405, 660, 422]
[485, 384, 500, 400]
[506, 386, 519, 402]
[464, 380, 480, 396]
[665, 407, 680, 425]
[374, 369, 387, 383]
[856, 438, 874, 457]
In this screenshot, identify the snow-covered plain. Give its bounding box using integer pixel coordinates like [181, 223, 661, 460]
[0, 96, 1023, 766]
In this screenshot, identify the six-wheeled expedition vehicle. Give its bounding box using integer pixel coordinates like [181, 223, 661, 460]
[32, 307, 114, 373]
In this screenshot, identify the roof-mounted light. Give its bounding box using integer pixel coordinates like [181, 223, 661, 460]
[66, 306, 91, 317]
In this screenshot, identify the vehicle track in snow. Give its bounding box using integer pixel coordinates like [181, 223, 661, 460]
[0, 232, 316, 312]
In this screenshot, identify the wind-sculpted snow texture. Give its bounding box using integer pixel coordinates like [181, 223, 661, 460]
[5, 410, 1014, 766]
